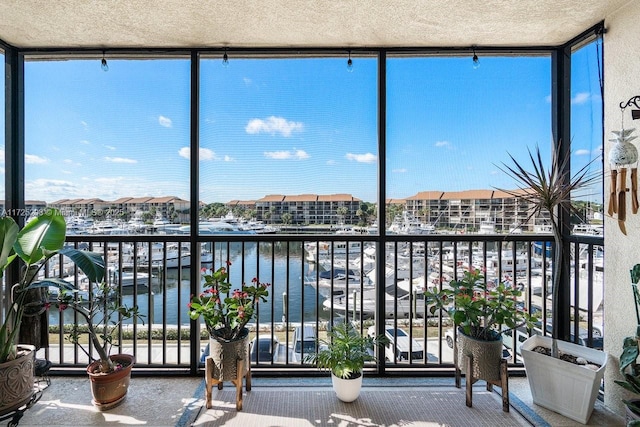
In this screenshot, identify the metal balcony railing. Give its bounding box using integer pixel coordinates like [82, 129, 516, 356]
[30, 232, 603, 375]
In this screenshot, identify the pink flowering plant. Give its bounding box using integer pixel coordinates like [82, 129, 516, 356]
[188, 262, 270, 342]
[425, 267, 538, 341]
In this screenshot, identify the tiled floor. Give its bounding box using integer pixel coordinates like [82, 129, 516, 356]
[3, 374, 626, 426]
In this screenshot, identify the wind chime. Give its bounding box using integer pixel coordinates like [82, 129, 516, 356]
[609, 96, 640, 234]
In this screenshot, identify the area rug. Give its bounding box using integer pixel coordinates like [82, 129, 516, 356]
[185, 382, 537, 427]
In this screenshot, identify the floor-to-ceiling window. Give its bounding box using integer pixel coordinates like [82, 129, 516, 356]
[24, 56, 191, 231]
[570, 39, 604, 234]
[386, 54, 553, 234]
[199, 54, 379, 231]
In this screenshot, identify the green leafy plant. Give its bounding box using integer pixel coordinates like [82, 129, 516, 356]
[426, 267, 538, 341]
[187, 263, 270, 342]
[48, 282, 144, 373]
[0, 211, 105, 364]
[303, 322, 388, 379]
[614, 264, 640, 424]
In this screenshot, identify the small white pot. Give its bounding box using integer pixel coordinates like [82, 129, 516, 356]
[521, 334, 607, 424]
[331, 372, 363, 403]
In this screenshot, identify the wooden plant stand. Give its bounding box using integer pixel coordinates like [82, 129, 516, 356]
[205, 356, 251, 411]
[455, 353, 509, 412]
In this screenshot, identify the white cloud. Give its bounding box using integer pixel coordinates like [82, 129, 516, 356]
[104, 145, 116, 150]
[326, 160, 336, 165]
[545, 94, 552, 103]
[105, 157, 138, 164]
[264, 149, 309, 160]
[25, 154, 49, 164]
[81, 121, 88, 129]
[345, 152, 377, 163]
[224, 155, 234, 162]
[572, 92, 590, 105]
[61, 170, 72, 175]
[435, 141, 450, 148]
[392, 168, 407, 173]
[200, 148, 216, 160]
[294, 149, 309, 159]
[574, 149, 591, 156]
[80, 140, 90, 145]
[159, 115, 172, 128]
[178, 147, 217, 161]
[264, 151, 292, 160]
[246, 116, 303, 137]
[243, 78, 252, 85]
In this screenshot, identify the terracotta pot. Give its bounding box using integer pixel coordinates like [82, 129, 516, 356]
[86, 354, 134, 410]
[0, 345, 35, 416]
[209, 328, 250, 381]
[457, 328, 503, 381]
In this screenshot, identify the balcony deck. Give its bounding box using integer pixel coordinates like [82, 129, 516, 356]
[11, 375, 623, 426]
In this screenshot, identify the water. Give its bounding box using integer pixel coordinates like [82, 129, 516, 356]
[49, 242, 327, 327]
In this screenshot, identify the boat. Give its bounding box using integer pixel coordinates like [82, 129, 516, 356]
[323, 283, 427, 319]
[168, 221, 257, 235]
[134, 242, 214, 268]
[152, 212, 172, 232]
[573, 223, 603, 236]
[241, 220, 278, 234]
[108, 268, 151, 293]
[127, 211, 149, 233]
[478, 220, 496, 234]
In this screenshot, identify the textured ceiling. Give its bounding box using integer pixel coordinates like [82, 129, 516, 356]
[0, 0, 632, 50]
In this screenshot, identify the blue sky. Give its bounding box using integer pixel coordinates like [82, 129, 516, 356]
[1, 43, 603, 204]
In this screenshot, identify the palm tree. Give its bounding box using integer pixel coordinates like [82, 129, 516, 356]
[336, 206, 349, 225]
[281, 212, 292, 225]
[495, 141, 599, 357]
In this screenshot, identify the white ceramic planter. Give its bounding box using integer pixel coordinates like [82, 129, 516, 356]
[331, 372, 363, 403]
[521, 335, 607, 424]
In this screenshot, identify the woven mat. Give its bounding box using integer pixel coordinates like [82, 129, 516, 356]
[189, 384, 534, 427]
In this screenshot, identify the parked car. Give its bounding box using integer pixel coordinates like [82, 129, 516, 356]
[368, 325, 424, 362]
[292, 325, 318, 362]
[250, 336, 280, 363]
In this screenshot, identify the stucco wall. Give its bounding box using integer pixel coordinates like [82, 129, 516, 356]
[603, 0, 640, 415]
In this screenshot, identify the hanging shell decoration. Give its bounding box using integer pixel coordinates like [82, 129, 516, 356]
[608, 128, 639, 235]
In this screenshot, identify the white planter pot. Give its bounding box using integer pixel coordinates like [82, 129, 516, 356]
[521, 335, 607, 424]
[331, 372, 363, 403]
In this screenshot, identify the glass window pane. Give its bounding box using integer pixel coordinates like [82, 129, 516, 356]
[571, 40, 604, 236]
[199, 56, 378, 235]
[386, 55, 552, 234]
[24, 58, 190, 234]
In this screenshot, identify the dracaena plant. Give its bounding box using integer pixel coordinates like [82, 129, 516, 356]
[187, 262, 270, 342]
[0, 210, 105, 364]
[494, 141, 599, 356]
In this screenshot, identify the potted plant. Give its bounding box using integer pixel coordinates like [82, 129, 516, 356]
[496, 142, 606, 424]
[188, 263, 269, 383]
[0, 210, 104, 415]
[614, 264, 640, 426]
[303, 321, 387, 402]
[426, 267, 538, 381]
[47, 280, 143, 410]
